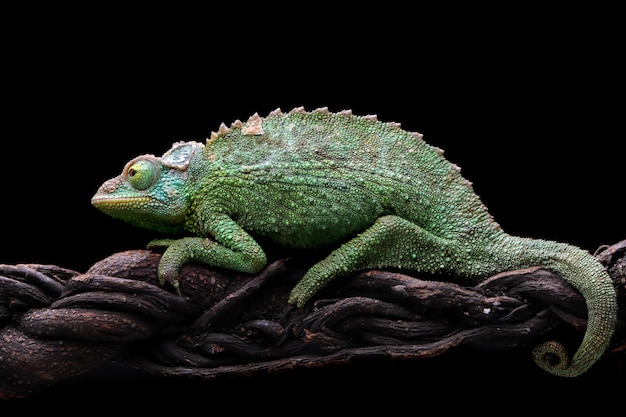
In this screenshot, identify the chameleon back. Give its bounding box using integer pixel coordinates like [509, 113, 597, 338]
[203, 107, 501, 243]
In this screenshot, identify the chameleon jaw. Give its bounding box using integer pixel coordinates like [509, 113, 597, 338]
[91, 196, 152, 210]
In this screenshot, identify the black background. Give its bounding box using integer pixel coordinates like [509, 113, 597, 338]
[2, 5, 623, 412]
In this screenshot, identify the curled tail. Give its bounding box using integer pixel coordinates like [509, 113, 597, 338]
[500, 237, 617, 377]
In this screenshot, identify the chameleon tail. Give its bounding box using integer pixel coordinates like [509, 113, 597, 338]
[500, 236, 617, 377]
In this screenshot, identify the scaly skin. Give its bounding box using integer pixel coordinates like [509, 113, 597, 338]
[91, 106, 617, 377]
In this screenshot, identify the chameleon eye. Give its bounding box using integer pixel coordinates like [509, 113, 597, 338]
[126, 159, 158, 190]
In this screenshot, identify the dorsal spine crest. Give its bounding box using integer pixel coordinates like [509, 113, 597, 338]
[206, 106, 415, 146]
[206, 106, 420, 155]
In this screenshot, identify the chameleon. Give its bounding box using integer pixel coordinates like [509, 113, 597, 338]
[91, 106, 617, 377]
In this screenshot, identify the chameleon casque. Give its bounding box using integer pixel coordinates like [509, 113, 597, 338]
[91, 106, 617, 377]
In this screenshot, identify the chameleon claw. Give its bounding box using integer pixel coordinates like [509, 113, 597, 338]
[170, 278, 182, 297]
[288, 280, 315, 308]
[287, 292, 303, 308]
[157, 268, 182, 296]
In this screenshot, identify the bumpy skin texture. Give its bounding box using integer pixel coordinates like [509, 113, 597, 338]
[92, 107, 617, 377]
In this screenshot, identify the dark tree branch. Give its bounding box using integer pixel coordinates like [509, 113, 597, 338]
[1, 240, 625, 399]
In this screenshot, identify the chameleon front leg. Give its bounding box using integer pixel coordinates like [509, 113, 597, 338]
[288, 214, 459, 307]
[148, 214, 267, 290]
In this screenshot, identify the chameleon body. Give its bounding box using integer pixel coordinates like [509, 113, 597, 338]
[91, 107, 617, 377]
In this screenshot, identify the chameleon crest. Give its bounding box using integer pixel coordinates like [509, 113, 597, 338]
[92, 106, 617, 378]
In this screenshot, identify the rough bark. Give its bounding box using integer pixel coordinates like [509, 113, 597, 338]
[1, 240, 624, 400]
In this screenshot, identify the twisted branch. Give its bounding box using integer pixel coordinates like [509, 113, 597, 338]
[1, 240, 624, 399]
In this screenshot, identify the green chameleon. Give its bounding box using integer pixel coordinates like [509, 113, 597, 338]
[91, 106, 617, 377]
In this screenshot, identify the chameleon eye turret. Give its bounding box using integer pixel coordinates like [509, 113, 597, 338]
[125, 159, 159, 191]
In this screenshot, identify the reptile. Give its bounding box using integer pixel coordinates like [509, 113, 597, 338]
[91, 106, 617, 377]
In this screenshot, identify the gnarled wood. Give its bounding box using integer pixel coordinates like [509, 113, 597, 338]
[1, 240, 624, 399]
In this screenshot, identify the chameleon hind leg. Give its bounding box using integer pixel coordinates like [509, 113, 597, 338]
[288, 214, 460, 307]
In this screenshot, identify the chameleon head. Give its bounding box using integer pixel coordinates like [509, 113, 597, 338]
[91, 141, 204, 233]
